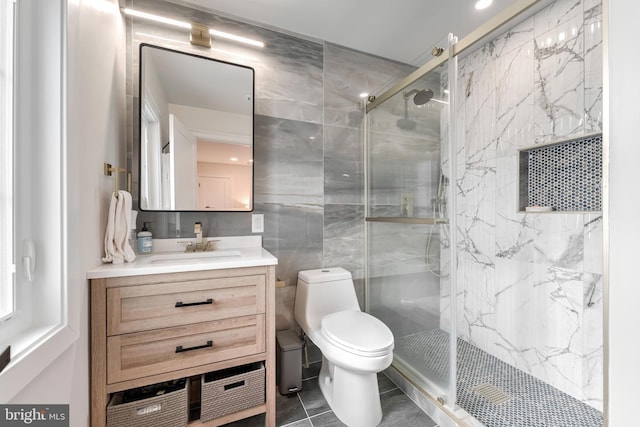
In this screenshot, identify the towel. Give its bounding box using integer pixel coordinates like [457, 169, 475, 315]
[102, 191, 136, 264]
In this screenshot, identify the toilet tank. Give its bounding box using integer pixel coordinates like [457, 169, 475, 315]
[294, 267, 361, 332]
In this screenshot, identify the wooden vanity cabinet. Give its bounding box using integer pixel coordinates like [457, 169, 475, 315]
[90, 265, 276, 427]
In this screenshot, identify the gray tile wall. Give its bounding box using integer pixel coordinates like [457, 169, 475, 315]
[125, 0, 412, 330]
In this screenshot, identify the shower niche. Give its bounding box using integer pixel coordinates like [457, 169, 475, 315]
[518, 133, 603, 212]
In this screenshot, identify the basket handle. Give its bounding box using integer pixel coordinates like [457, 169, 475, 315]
[224, 380, 246, 391]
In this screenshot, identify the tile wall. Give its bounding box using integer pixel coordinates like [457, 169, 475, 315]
[124, 0, 413, 330]
[451, 0, 603, 410]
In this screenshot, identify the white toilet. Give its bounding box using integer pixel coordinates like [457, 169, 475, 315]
[294, 267, 394, 427]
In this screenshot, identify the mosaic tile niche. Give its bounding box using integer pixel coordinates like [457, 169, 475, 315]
[519, 134, 603, 212]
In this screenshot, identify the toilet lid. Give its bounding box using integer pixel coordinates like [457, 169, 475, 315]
[321, 311, 394, 357]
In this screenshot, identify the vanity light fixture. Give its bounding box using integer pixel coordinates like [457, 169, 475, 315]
[122, 8, 264, 48]
[191, 23, 211, 48]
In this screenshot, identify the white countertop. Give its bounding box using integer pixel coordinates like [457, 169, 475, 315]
[87, 236, 277, 279]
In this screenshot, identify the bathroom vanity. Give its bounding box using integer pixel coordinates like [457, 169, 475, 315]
[87, 237, 277, 427]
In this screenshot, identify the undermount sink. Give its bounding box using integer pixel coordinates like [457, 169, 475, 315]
[138, 250, 243, 264]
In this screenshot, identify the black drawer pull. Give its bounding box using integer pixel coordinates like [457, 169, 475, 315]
[175, 298, 213, 308]
[175, 340, 213, 353]
[224, 380, 245, 391]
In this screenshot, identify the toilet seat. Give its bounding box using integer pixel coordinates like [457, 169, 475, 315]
[321, 311, 394, 357]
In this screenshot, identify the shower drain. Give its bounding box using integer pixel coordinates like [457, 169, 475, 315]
[473, 383, 512, 404]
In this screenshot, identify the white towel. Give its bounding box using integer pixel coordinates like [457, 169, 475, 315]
[102, 191, 136, 264]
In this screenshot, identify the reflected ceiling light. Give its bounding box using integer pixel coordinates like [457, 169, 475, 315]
[475, 0, 493, 10]
[122, 8, 264, 48]
[359, 93, 369, 98]
[230, 157, 238, 162]
[209, 29, 264, 48]
[123, 8, 190, 29]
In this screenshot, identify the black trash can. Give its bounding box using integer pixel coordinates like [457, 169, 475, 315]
[276, 330, 304, 395]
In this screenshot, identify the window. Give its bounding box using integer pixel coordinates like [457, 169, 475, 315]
[0, 0, 14, 324]
[0, 0, 75, 402]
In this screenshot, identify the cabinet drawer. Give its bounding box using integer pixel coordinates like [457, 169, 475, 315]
[107, 275, 265, 335]
[107, 314, 265, 384]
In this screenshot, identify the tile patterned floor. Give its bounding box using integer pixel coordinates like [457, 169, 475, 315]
[222, 361, 438, 427]
[397, 329, 604, 427]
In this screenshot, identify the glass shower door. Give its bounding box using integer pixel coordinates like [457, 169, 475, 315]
[365, 36, 456, 406]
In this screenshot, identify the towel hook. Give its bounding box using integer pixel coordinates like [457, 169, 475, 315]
[104, 162, 131, 197]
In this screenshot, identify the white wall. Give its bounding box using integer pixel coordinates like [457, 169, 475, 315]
[10, 1, 125, 426]
[606, 1, 640, 425]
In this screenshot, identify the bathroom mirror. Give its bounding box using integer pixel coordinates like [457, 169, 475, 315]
[138, 44, 254, 211]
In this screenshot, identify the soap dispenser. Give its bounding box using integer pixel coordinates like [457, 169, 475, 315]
[137, 222, 153, 254]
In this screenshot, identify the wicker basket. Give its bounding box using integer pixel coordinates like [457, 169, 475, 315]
[200, 362, 265, 422]
[107, 378, 188, 427]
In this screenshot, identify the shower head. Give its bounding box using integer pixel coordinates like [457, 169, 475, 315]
[413, 89, 434, 105]
[403, 88, 434, 105]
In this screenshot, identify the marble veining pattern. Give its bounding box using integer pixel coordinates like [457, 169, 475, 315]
[452, 0, 603, 412]
[533, 11, 585, 140]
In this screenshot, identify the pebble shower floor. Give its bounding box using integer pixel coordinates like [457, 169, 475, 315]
[396, 330, 603, 427]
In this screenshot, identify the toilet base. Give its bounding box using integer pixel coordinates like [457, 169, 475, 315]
[318, 356, 383, 427]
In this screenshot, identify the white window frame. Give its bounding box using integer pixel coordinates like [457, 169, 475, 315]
[0, 0, 76, 402]
[0, 0, 15, 325]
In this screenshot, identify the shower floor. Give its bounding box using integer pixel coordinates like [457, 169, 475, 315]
[395, 330, 603, 427]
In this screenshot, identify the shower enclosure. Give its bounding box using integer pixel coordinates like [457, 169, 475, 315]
[365, 34, 458, 408]
[364, 1, 604, 421]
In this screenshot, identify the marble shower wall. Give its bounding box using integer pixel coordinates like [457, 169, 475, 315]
[453, 0, 603, 410]
[125, 0, 411, 330]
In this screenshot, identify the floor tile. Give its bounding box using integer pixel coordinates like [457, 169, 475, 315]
[226, 366, 434, 426]
[281, 418, 313, 427]
[276, 392, 308, 426]
[377, 372, 398, 394]
[379, 388, 438, 427]
[308, 411, 345, 427]
[298, 377, 331, 417]
[397, 329, 604, 427]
